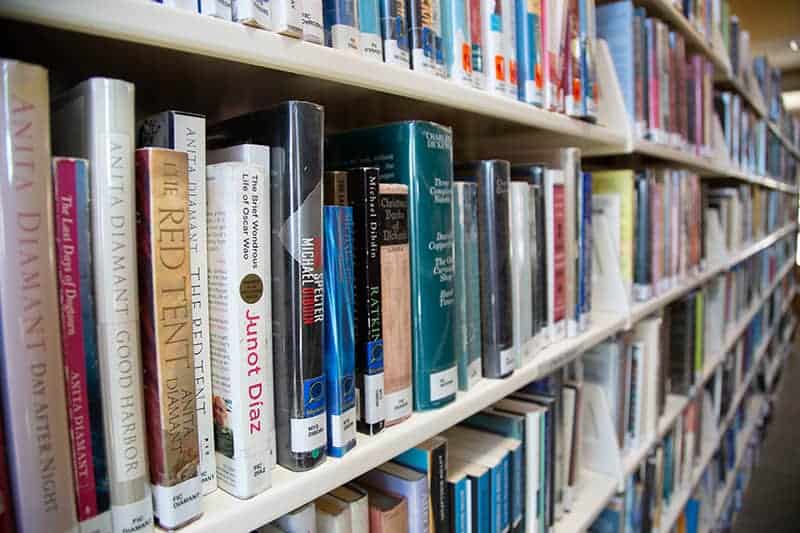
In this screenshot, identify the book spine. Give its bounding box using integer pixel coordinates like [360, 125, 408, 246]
[199, 0, 233, 19]
[135, 148, 203, 528]
[527, 178, 541, 351]
[303, 0, 325, 44]
[53, 158, 112, 530]
[359, 0, 384, 60]
[502, 0, 518, 99]
[273, 0, 303, 36]
[0, 409, 14, 532]
[564, 0, 581, 117]
[0, 60, 77, 532]
[533, 170, 549, 346]
[323, 172, 357, 458]
[550, 171, 567, 340]
[349, 168, 386, 435]
[380, 0, 411, 66]
[430, 445, 449, 533]
[407, 0, 440, 75]
[207, 163, 271, 498]
[470, 0, 486, 89]
[442, 0, 473, 85]
[516, 0, 542, 105]
[482, 0, 507, 95]
[453, 182, 483, 390]
[324, 0, 361, 52]
[508, 181, 532, 368]
[378, 184, 413, 425]
[448, 478, 467, 533]
[580, 171, 592, 329]
[232, 0, 273, 29]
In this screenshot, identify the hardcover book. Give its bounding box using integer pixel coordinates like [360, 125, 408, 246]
[303, 0, 325, 44]
[330, 485, 369, 533]
[408, 0, 443, 75]
[52, 76, 153, 531]
[545, 168, 567, 341]
[380, 0, 411, 66]
[233, 0, 272, 29]
[502, 0, 519, 99]
[208, 101, 326, 471]
[442, 0, 473, 85]
[452, 182, 482, 390]
[360, 463, 430, 533]
[327, 121, 457, 411]
[2, 60, 78, 533]
[359, 0, 384, 60]
[362, 484, 409, 533]
[509, 178, 533, 367]
[323, 171, 358, 458]
[454, 160, 514, 379]
[53, 157, 112, 533]
[481, 0, 507, 94]
[135, 148, 203, 528]
[394, 436, 450, 533]
[324, 0, 361, 52]
[515, 0, 544, 105]
[347, 168, 386, 435]
[378, 183, 414, 425]
[470, 0, 486, 89]
[273, 0, 303, 36]
[543, 0, 567, 111]
[138, 109, 217, 494]
[316, 494, 352, 532]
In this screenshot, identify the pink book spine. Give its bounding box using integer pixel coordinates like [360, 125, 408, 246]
[541, 0, 550, 107]
[53, 158, 99, 521]
[553, 184, 566, 323]
[694, 57, 702, 153]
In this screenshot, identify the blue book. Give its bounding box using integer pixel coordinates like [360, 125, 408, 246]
[447, 463, 471, 533]
[441, 0, 473, 84]
[452, 458, 491, 532]
[589, 497, 623, 533]
[685, 499, 700, 533]
[379, 0, 411, 66]
[596, 1, 635, 124]
[662, 433, 674, 502]
[515, 0, 543, 105]
[408, 0, 442, 75]
[324, 0, 360, 51]
[394, 437, 450, 533]
[360, 462, 431, 533]
[359, 0, 384, 60]
[580, 171, 593, 328]
[323, 172, 357, 458]
[579, 0, 597, 119]
[449, 444, 508, 533]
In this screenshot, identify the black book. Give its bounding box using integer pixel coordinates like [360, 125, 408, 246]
[454, 160, 514, 379]
[209, 101, 326, 472]
[347, 167, 386, 435]
[642, 451, 656, 532]
[634, 171, 651, 300]
[524, 165, 549, 344]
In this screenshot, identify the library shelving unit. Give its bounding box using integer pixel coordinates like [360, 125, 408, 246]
[2, 1, 798, 532]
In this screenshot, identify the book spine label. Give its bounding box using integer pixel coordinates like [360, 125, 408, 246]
[170, 113, 217, 494]
[380, 0, 411, 67]
[303, 0, 325, 44]
[0, 63, 78, 532]
[208, 163, 271, 498]
[482, 0, 507, 94]
[54, 159, 100, 521]
[135, 148, 202, 528]
[358, 0, 384, 60]
[378, 186, 413, 424]
[232, 0, 272, 28]
[323, 204, 357, 457]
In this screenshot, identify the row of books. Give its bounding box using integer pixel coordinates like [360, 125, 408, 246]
[259, 374, 582, 533]
[153, 0, 599, 120]
[598, 0, 715, 154]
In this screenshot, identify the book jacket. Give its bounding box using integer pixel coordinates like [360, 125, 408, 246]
[324, 0, 361, 52]
[379, 0, 411, 66]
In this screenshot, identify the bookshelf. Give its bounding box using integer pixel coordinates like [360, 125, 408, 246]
[0, 0, 798, 532]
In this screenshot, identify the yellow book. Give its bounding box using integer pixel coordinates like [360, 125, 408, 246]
[592, 170, 635, 287]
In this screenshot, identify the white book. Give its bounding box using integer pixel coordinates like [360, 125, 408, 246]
[277, 502, 317, 533]
[501, 0, 517, 99]
[508, 182, 532, 368]
[200, 0, 234, 19]
[272, 0, 303, 37]
[329, 485, 368, 533]
[0, 59, 78, 533]
[315, 495, 352, 533]
[159, 0, 197, 9]
[302, 0, 324, 44]
[544, 169, 566, 341]
[481, 0, 507, 95]
[207, 162, 272, 499]
[233, 0, 272, 29]
[544, 0, 566, 111]
[633, 316, 662, 440]
[52, 77, 153, 533]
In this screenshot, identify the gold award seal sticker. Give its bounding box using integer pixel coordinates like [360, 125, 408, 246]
[240, 273, 264, 304]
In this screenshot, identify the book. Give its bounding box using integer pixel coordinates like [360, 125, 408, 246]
[1, 59, 78, 533]
[544, 167, 566, 341]
[592, 170, 635, 295]
[452, 182, 482, 390]
[449, 457, 491, 532]
[52, 76, 153, 531]
[394, 437, 450, 533]
[316, 494, 352, 532]
[362, 484, 409, 533]
[138, 109, 217, 494]
[346, 168, 386, 436]
[53, 157, 112, 533]
[543, 0, 567, 111]
[481, 0, 507, 95]
[303, 0, 325, 44]
[454, 160, 514, 379]
[273, 0, 303, 36]
[277, 502, 318, 532]
[441, 0, 473, 85]
[135, 147, 203, 528]
[324, 0, 361, 52]
[509, 177, 533, 367]
[206, 161, 272, 499]
[515, 0, 544, 105]
[208, 101, 326, 471]
[579, 170, 593, 329]
[377, 183, 413, 425]
[502, 0, 518, 99]
[470, 0, 486, 89]
[323, 171, 357, 458]
[360, 462, 430, 533]
[233, 0, 272, 29]
[380, 0, 411, 66]
[199, 0, 233, 19]
[445, 461, 470, 533]
[326, 122, 457, 411]
[579, 0, 597, 119]
[408, 0, 443, 75]
[359, 0, 384, 60]
[330, 485, 369, 533]
[596, 1, 635, 129]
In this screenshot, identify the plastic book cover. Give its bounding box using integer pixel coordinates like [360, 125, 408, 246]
[380, 0, 411, 66]
[393, 436, 450, 533]
[359, 0, 385, 60]
[508, 179, 533, 367]
[579, 0, 597, 119]
[442, 0, 473, 85]
[596, 1, 635, 125]
[324, 0, 361, 52]
[408, 0, 443, 75]
[515, 0, 543, 105]
[502, 0, 518, 99]
[303, 0, 325, 44]
[470, 0, 486, 89]
[481, 0, 507, 94]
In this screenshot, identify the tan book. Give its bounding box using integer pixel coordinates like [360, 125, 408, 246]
[135, 147, 202, 529]
[330, 485, 369, 533]
[315, 494, 351, 533]
[362, 485, 408, 533]
[378, 183, 413, 426]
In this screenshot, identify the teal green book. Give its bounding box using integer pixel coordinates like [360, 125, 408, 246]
[327, 121, 457, 410]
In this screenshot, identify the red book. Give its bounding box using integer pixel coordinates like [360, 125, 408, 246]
[553, 183, 566, 325]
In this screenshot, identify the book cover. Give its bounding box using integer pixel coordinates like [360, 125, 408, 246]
[634, 172, 651, 301]
[233, 0, 272, 29]
[442, 0, 473, 85]
[273, 0, 304, 36]
[502, 0, 519, 99]
[326, 121, 457, 411]
[579, 0, 597, 119]
[52, 76, 153, 531]
[324, 0, 361, 52]
[449, 458, 491, 532]
[303, 0, 325, 44]
[360, 463, 430, 533]
[445, 463, 469, 533]
[470, 0, 486, 89]
[1, 61, 78, 533]
[592, 170, 635, 294]
[199, 0, 233, 19]
[316, 494, 352, 532]
[545, 168, 566, 341]
[347, 168, 386, 435]
[380, 0, 411, 66]
[208, 101, 326, 471]
[138, 109, 217, 494]
[516, 0, 543, 105]
[596, 1, 635, 128]
[563, 0, 581, 117]
[454, 160, 514, 379]
[330, 485, 369, 533]
[53, 158, 112, 533]
[359, 0, 385, 60]
[378, 183, 413, 425]
[509, 179, 533, 367]
[579, 170, 592, 330]
[543, 0, 566, 111]
[361, 484, 409, 533]
[323, 171, 357, 458]
[481, 0, 507, 95]
[135, 148, 203, 528]
[408, 0, 442, 75]
[452, 182, 483, 390]
[277, 502, 318, 532]
[394, 436, 450, 533]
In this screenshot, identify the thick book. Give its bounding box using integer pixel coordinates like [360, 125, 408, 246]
[378, 183, 413, 425]
[327, 122, 457, 411]
[52, 76, 153, 531]
[277, 502, 318, 532]
[360, 462, 430, 533]
[380, 0, 411, 66]
[394, 437, 450, 533]
[324, 0, 361, 52]
[361, 484, 409, 533]
[208, 101, 326, 471]
[135, 148, 203, 528]
[358, 0, 384, 60]
[233, 0, 272, 29]
[509, 178, 533, 367]
[323, 171, 358, 458]
[454, 160, 514, 379]
[442, 0, 473, 85]
[53, 157, 112, 533]
[452, 182, 482, 390]
[138, 109, 217, 494]
[347, 168, 386, 436]
[206, 162, 272, 499]
[515, 0, 544, 106]
[1, 60, 78, 533]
